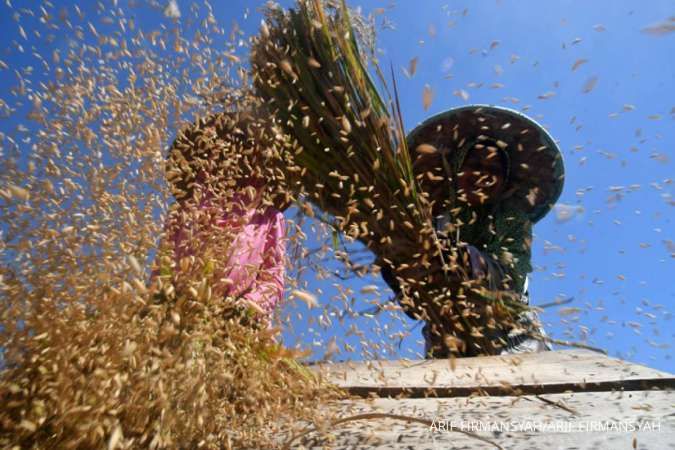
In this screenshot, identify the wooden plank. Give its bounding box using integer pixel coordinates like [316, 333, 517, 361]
[312, 350, 675, 398]
[297, 390, 675, 449]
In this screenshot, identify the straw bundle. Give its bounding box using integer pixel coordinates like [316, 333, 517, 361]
[251, 0, 529, 355]
[251, 0, 435, 300]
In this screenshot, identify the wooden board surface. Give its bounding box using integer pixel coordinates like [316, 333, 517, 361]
[312, 350, 675, 397]
[297, 390, 675, 449]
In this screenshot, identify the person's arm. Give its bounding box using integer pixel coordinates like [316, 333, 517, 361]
[460, 208, 532, 294]
[239, 208, 287, 318]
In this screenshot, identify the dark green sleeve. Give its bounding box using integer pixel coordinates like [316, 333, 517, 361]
[491, 207, 533, 294]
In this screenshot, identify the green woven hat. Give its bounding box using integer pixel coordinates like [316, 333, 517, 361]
[406, 104, 565, 223]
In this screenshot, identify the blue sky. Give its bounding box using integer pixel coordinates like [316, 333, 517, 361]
[1, 1, 673, 372]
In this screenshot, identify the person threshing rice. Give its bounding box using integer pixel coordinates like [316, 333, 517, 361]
[250, 2, 566, 359]
[154, 108, 291, 327]
[380, 105, 565, 358]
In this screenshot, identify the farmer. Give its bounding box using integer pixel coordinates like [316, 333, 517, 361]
[153, 106, 291, 327]
[381, 105, 564, 358]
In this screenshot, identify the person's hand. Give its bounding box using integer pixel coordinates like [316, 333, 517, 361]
[272, 192, 292, 212]
[464, 244, 488, 279]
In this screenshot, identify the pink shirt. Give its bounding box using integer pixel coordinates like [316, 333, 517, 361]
[168, 187, 286, 317]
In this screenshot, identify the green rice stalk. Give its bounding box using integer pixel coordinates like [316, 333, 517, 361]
[251, 0, 526, 354]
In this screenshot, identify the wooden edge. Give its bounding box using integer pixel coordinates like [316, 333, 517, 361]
[307, 349, 655, 371]
[341, 377, 675, 399]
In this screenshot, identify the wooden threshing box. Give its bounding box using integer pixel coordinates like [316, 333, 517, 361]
[302, 350, 674, 449]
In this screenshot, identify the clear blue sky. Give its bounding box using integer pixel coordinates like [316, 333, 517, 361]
[1, 1, 672, 372]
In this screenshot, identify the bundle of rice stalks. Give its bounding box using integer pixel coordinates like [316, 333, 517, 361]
[251, 0, 529, 354]
[252, 1, 427, 233]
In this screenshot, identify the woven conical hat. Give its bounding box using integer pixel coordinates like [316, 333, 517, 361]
[406, 104, 565, 223]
